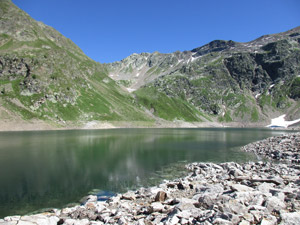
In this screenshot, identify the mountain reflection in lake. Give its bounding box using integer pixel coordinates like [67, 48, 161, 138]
[0, 128, 290, 217]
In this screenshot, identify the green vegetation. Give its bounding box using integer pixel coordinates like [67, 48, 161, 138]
[251, 107, 259, 122]
[218, 111, 233, 122]
[117, 80, 133, 87]
[290, 77, 300, 99]
[135, 86, 202, 122]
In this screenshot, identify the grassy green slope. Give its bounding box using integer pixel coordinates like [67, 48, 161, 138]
[0, 0, 152, 126]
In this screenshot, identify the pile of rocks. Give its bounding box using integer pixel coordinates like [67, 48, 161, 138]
[242, 132, 300, 163]
[2, 161, 300, 225]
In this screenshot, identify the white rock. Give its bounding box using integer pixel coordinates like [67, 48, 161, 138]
[257, 183, 274, 194]
[265, 196, 286, 212]
[61, 206, 78, 215]
[239, 220, 250, 225]
[0, 221, 17, 225]
[4, 216, 21, 222]
[212, 218, 233, 224]
[122, 192, 136, 200]
[19, 215, 59, 225]
[90, 221, 104, 225]
[95, 202, 107, 213]
[231, 184, 254, 192]
[250, 193, 265, 206]
[180, 217, 189, 224]
[250, 210, 263, 222]
[176, 210, 192, 219]
[120, 201, 132, 211]
[261, 215, 277, 225]
[242, 213, 254, 223]
[280, 212, 300, 225]
[150, 202, 164, 212]
[223, 199, 247, 215]
[137, 218, 146, 225]
[166, 215, 180, 225]
[118, 217, 128, 225]
[176, 198, 198, 211]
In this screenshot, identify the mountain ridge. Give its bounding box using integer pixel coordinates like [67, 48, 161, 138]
[0, 0, 299, 129]
[107, 26, 300, 124]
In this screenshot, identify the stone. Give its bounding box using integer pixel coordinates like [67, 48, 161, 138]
[222, 200, 247, 215]
[80, 195, 97, 204]
[176, 198, 198, 211]
[177, 182, 185, 190]
[280, 212, 300, 225]
[4, 216, 21, 222]
[228, 167, 244, 177]
[95, 203, 107, 213]
[121, 192, 136, 201]
[212, 218, 233, 225]
[239, 220, 250, 225]
[64, 218, 88, 225]
[242, 213, 254, 223]
[90, 222, 104, 225]
[0, 222, 17, 225]
[260, 215, 277, 225]
[176, 210, 192, 219]
[230, 184, 254, 192]
[155, 191, 167, 202]
[150, 202, 165, 212]
[265, 196, 286, 212]
[118, 217, 128, 225]
[257, 183, 274, 194]
[61, 207, 78, 215]
[19, 215, 59, 225]
[165, 215, 180, 225]
[180, 217, 189, 224]
[250, 210, 263, 223]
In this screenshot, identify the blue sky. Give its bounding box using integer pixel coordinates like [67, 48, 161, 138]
[12, 0, 300, 63]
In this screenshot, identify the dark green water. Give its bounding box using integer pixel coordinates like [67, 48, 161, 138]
[0, 128, 291, 217]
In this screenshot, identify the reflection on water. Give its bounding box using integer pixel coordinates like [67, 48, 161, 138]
[0, 128, 290, 217]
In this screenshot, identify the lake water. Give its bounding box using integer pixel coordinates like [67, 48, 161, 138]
[0, 128, 291, 217]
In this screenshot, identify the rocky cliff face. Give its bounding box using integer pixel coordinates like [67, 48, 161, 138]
[108, 27, 300, 123]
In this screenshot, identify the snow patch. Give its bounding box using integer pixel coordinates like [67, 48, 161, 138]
[267, 114, 300, 128]
[136, 72, 140, 77]
[191, 56, 200, 62]
[127, 88, 136, 93]
[255, 93, 261, 99]
[269, 84, 275, 89]
[297, 74, 300, 77]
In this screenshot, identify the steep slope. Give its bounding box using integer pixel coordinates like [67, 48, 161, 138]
[108, 27, 300, 124]
[0, 0, 151, 127]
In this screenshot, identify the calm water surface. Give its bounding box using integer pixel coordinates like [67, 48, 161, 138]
[0, 128, 291, 217]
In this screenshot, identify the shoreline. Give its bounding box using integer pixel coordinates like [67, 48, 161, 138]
[0, 119, 299, 132]
[1, 133, 300, 224]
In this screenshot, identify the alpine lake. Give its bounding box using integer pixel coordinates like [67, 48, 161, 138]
[0, 128, 292, 217]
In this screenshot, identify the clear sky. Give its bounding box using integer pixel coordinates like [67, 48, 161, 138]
[12, 0, 300, 63]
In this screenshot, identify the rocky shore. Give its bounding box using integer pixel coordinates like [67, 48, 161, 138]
[1, 133, 300, 225]
[242, 132, 300, 164]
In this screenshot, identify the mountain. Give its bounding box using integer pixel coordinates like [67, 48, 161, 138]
[0, 0, 152, 129]
[1, 0, 299, 129]
[107, 27, 300, 124]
